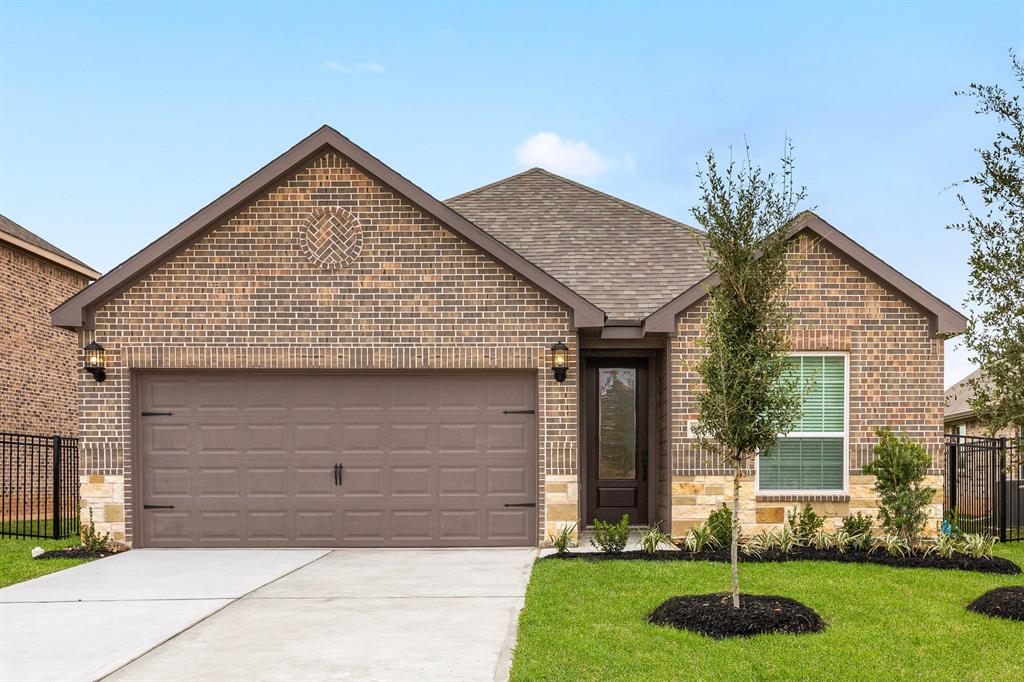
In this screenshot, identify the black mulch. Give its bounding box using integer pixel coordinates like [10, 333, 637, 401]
[648, 593, 827, 638]
[545, 547, 1021, 575]
[966, 586, 1024, 621]
[34, 547, 126, 561]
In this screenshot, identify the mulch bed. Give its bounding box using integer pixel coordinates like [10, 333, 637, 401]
[545, 547, 1021, 575]
[648, 593, 827, 638]
[966, 586, 1024, 621]
[34, 546, 128, 561]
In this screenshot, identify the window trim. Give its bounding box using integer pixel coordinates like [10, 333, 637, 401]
[755, 351, 850, 495]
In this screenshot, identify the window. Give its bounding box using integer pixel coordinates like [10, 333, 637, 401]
[758, 353, 848, 493]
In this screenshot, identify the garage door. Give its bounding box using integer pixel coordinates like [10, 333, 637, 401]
[137, 372, 537, 547]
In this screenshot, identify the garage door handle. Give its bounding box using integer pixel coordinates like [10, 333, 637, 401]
[143, 504, 175, 510]
[502, 409, 535, 415]
[334, 463, 343, 486]
[503, 502, 536, 508]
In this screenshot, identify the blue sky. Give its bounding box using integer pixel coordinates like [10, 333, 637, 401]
[1, 1, 1021, 386]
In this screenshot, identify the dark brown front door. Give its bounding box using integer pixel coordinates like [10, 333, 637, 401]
[585, 358, 648, 525]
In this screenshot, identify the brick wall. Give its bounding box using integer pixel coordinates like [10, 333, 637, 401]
[1, 241, 88, 436]
[79, 152, 578, 544]
[669, 232, 946, 536]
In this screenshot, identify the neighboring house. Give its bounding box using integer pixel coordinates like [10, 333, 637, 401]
[52, 126, 965, 546]
[1, 214, 98, 436]
[945, 369, 1022, 439]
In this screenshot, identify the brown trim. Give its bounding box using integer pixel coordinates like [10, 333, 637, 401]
[0, 230, 100, 279]
[755, 494, 851, 503]
[51, 126, 605, 330]
[643, 212, 968, 337]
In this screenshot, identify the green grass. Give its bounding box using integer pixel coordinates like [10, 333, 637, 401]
[0, 533, 85, 588]
[511, 543, 1024, 681]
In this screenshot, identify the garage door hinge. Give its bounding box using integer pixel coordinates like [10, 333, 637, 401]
[502, 409, 535, 415]
[141, 411, 174, 417]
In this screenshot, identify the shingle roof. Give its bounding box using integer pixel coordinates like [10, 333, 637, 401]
[446, 168, 709, 320]
[0, 213, 94, 272]
[945, 368, 983, 420]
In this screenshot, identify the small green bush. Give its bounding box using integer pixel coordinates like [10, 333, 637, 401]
[870, 532, 910, 557]
[683, 523, 720, 553]
[548, 522, 576, 554]
[80, 508, 110, 553]
[863, 428, 935, 547]
[637, 523, 672, 554]
[962, 533, 998, 559]
[706, 503, 734, 547]
[776, 527, 801, 554]
[590, 515, 630, 553]
[842, 511, 874, 537]
[786, 503, 825, 541]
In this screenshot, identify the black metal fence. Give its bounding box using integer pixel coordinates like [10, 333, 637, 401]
[1, 432, 80, 539]
[945, 434, 1023, 542]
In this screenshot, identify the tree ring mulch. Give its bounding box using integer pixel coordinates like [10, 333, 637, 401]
[648, 593, 827, 639]
[966, 586, 1024, 621]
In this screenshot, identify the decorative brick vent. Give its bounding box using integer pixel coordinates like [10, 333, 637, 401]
[301, 206, 363, 268]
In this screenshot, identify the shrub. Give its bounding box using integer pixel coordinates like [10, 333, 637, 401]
[706, 503, 734, 547]
[591, 515, 630, 553]
[842, 511, 874, 537]
[80, 508, 110, 553]
[742, 529, 778, 557]
[810, 528, 834, 550]
[871, 532, 910, 557]
[684, 523, 720, 553]
[923, 533, 961, 559]
[637, 523, 673, 554]
[849, 531, 873, 553]
[786, 503, 825, 541]
[962, 533, 998, 559]
[548, 522, 576, 554]
[832, 529, 852, 553]
[776, 527, 801, 554]
[863, 428, 936, 547]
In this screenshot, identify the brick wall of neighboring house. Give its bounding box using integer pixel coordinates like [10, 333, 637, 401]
[78, 152, 579, 544]
[669, 232, 946, 537]
[945, 417, 1021, 440]
[1, 241, 88, 436]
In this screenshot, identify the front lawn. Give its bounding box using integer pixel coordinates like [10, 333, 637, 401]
[511, 543, 1024, 681]
[0, 534, 86, 588]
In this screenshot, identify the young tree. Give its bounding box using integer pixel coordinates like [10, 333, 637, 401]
[692, 143, 805, 608]
[863, 428, 935, 547]
[949, 52, 1024, 435]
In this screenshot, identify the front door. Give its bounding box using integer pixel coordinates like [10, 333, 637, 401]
[585, 358, 648, 525]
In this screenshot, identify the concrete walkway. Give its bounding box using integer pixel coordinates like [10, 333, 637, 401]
[0, 549, 329, 682]
[107, 548, 537, 682]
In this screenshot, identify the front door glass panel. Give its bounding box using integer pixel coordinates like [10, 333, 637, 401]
[598, 368, 637, 479]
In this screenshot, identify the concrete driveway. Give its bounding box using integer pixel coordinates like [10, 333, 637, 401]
[0, 549, 328, 682]
[1, 547, 536, 682]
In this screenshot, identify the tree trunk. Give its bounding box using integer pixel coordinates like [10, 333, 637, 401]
[731, 456, 741, 609]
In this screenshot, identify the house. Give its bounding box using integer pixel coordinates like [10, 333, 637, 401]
[945, 369, 1022, 439]
[52, 126, 965, 546]
[2, 214, 98, 436]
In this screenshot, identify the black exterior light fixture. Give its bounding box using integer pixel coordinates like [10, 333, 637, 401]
[550, 341, 569, 383]
[84, 341, 107, 382]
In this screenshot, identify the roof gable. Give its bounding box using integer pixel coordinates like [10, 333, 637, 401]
[643, 212, 968, 337]
[52, 127, 605, 329]
[0, 213, 98, 279]
[446, 168, 708, 319]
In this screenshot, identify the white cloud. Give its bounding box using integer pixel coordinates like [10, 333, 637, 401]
[514, 132, 629, 177]
[324, 61, 384, 74]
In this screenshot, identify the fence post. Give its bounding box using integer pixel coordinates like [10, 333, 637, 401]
[52, 436, 62, 540]
[947, 438, 958, 513]
[998, 437, 1008, 543]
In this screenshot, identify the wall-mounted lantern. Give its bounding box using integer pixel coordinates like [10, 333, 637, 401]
[84, 342, 106, 382]
[550, 341, 568, 383]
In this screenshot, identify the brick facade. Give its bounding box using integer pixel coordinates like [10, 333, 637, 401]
[2, 241, 88, 436]
[78, 152, 579, 544]
[668, 233, 946, 537]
